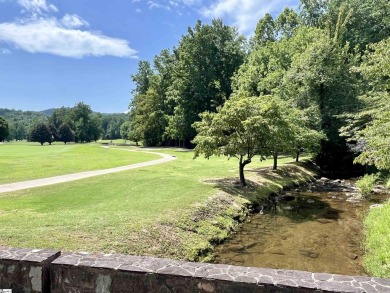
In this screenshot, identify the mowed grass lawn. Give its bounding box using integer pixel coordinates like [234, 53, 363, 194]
[0, 142, 160, 183]
[363, 200, 390, 278]
[0, 145, 298, 254]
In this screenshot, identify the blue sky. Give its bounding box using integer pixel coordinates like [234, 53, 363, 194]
[0, 0, 299, 113]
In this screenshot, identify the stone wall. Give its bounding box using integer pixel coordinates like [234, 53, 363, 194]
[0, 247, 60, 293]
[1, 246, 390, 293]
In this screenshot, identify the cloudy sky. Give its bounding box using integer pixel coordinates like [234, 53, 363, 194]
[0, 0, 299, 113]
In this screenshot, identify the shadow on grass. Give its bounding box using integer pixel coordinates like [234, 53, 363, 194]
[204, 177, 265, 199]
[206, 162, 318, 203]
[248, 162, 320, 185]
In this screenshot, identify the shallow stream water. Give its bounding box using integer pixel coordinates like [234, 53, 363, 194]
[213, 179, 389, 275]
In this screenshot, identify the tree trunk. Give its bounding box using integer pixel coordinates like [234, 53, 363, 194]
[296, 150, 300, 162]
[273, 153, 278, 170]
[239, 162, 246, 187]
[239, 155, 251, 187]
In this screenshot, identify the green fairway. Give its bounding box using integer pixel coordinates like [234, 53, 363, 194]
[0, 142, 160, 183]
[0, 146, 301, 256]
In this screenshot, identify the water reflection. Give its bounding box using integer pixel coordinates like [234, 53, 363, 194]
[213, 179, 389, 276]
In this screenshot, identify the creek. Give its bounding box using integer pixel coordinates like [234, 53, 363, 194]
[213, 178, 389, 275]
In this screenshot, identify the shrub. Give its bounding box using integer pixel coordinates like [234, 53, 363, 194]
[356, 174, 379, 198]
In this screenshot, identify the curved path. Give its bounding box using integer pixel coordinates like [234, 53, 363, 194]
[0, 148, 176, 194]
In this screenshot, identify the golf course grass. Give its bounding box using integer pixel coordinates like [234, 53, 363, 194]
[363, 200, 390, 278]
[0, 143, 315, 260]
[0, 142, 159, 183]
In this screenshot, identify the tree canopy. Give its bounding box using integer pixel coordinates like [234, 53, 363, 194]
[128, 19, 245, 147]
[193, 95, 322, 185]
[58, 123, 75, 144]
[126, 0, 389, 179]
[342, 38, 390, 170]
[28, 122, 52, 145]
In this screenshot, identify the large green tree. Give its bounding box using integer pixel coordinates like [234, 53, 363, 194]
[276, 8, 300, 39]
[70, 102, 102, 142]
[131, 60, 153, 96]
[263, 102, 298, 170]
[327, 0, 390, 51]
[58, 123, 75, 144]
[193, 95, 305, 186]
[166, 19, 245, 145]
[233, 26, 321, 98]
[299, 0, 327, 27]
[129, 49, 175, 146]
[8, 121, 26, 141]
[130, 88, 168, 146]
[28, 122, 52, 145]
[233, 16, 358, 174]
[280, 25, 359, 174]
[299, 0, 390, 51]
[119, 121, 132, 141]
[101, 114, 126, 140]
[49, 107, 72, 129]
[254, 13, 276, 46]
[342, 38, 390, 170]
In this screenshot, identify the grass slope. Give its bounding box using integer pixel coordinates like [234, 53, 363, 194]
[0, 142, 159, 183]
[363, 200, 390, 277]
[0, 146, 316, 260]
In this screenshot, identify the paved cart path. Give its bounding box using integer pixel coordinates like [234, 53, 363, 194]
[0, 148, 176, 194]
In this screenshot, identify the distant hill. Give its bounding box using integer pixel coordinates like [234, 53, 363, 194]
[41, 108, 56, 116]
[0, 107, 125, 117]
[0, 108, 49, 140]
[0, 108, 48, 122]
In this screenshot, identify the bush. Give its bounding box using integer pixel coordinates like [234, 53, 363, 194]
[356, 174, 379, 198]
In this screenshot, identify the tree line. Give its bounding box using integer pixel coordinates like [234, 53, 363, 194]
[124, 0, 389, 184]
[0, 103, 128, 144]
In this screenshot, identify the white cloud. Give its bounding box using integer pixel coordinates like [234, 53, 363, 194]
[0, 18, 138, 58]
[168, 0, 201, 5]
[147, 1, 160, 9]
[61, 14, 89, 28]
[200, 0, 299, 34]
[17, 0, 58, 15]
[150, 0, 299, 34]
[181, 0, 202, 5]
[147, 1, 171, 10]
[0, 0, 137, 58]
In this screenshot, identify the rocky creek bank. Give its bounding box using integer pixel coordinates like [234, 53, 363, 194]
[212, 172, 390, 275]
